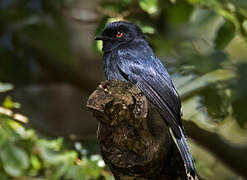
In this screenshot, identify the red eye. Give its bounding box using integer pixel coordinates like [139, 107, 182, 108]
[116, 31, 123, 38]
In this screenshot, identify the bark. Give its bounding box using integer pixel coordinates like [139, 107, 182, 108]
[86, 80, 186, 180]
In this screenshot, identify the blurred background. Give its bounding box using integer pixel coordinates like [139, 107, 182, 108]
[0, 0, 247, 179]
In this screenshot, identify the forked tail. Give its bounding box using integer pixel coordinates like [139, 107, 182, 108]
[169, 127, 197, 180]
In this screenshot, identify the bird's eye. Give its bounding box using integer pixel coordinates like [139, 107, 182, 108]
[116, 31, 123, 38]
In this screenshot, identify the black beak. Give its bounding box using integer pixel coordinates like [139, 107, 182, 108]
[94, 35, 105, 41]
[94, 35, 113, 41]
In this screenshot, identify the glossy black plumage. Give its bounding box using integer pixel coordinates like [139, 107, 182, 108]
[95, 21, 196, 179]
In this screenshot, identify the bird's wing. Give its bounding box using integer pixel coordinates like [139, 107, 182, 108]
[118, 55, 183, 138]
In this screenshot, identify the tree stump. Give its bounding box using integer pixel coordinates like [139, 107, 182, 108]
[86, 80, 186, 180]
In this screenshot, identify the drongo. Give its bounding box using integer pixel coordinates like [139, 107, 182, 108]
[95, 21, 197, 179]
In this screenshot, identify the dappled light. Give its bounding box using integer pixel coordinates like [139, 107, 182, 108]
[0, 0, 247, 179]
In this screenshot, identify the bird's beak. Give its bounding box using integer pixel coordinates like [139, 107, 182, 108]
[94, 35, 105, 41]
[94, 35, 112, 41]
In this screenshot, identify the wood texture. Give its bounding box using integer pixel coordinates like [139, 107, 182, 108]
[86, 80, 186, 180]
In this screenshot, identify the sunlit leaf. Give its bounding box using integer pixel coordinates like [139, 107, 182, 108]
[178, 69, 235, 99]
[0, 143, 29, 177]
[96, 40, 103, 53]
[141, 25, 155, 34]
[30, 155, 41, 170]
[182, 95, 217, 128]
[0, 83, 13, 93]
[139, 0, 158, 14]
[173, 74, 195, 90]
[242, 20, 247, 35]
[3, 96, 20, 109]
[38, 138, 63, 152]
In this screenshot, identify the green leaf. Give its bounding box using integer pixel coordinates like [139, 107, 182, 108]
[65, 166, 85, 180]
[123, 0, 133, 4]
[231, 0, 247, 10]
[178, 69, 235, 99]
[0, 124, 9, 147]
[182, 95, 217, 128]
[0, 143, 29, 177]
[3, 96, 21, 109]
[38, 140, 77, 179]
[0, 172, 9, 180]
[231, 64, 247, 128]
[242, 20, 247, 36]
[96, 40, 103, 53]
[47, 160, 72, 180]
[30, 155, 41, 170]
[140, 25, 155, 34]
[65, 156, 105, 180]
[167, 1, 193, 24]
[83, 160, 101, 179]
[139, 0, 158, 14]
[0, 83, 13, 93]
[201, 86, 230, 121]
[38, 138, 63, 152]
[215, 21, 235, 50]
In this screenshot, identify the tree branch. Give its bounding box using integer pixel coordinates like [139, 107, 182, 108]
[86, 80, 187, 180]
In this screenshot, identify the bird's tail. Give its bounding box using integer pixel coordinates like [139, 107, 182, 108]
[169, 127, 197, 180]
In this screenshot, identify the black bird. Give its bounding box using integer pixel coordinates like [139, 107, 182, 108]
[95, 21, 197, 179]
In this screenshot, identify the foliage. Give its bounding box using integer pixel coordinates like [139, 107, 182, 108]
[95, 0, 247, 129]
[95, 0, 247, 179]
[0, 0, 77, 84]
[1, 0, 247, 179]
[0, 83, 13, 93]
[0, 85, 112, 180]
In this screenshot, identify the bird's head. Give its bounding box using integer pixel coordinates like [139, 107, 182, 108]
[95, 21, 143, 52]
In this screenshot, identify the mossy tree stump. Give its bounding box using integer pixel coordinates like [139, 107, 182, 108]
[86, 80, 186, 180]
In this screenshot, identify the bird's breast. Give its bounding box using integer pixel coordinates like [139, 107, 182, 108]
[103, 52, 126, 81]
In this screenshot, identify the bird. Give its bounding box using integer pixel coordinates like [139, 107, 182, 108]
[95, 21, 197, 179]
